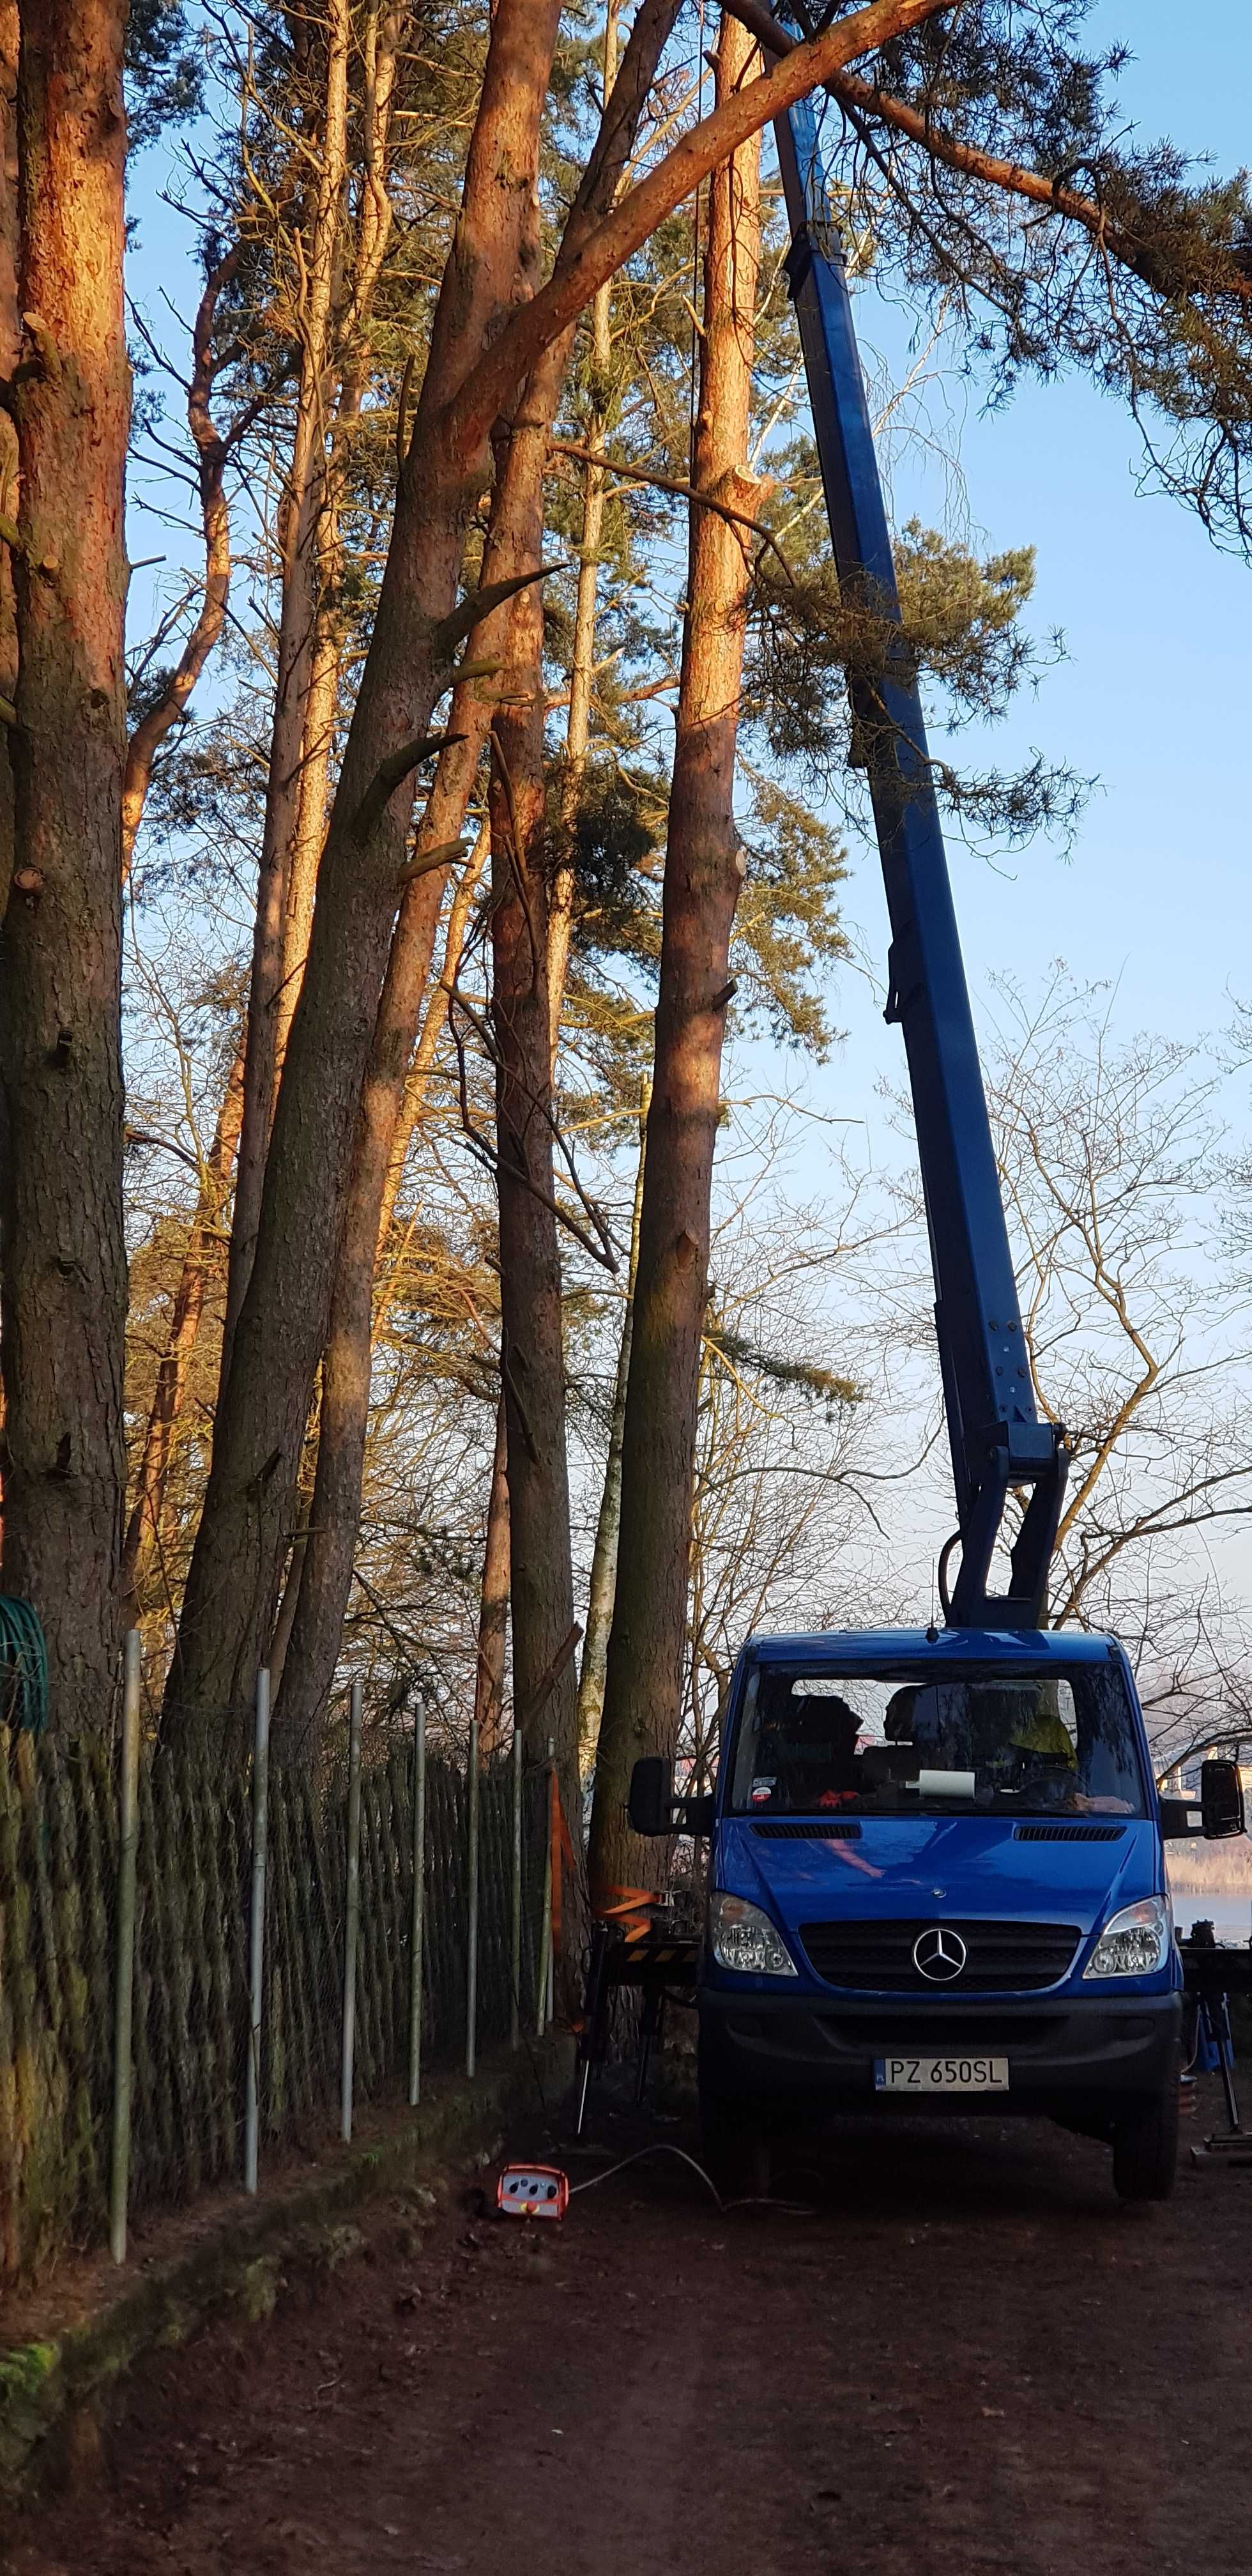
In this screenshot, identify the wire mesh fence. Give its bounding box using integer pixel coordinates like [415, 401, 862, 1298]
[0, 1678, 552, 2284]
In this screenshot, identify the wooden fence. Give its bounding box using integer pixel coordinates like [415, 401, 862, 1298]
[0, 1717, 548, 2283]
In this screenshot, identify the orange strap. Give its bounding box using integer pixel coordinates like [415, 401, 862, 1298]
[591, 1882, 659, 1943]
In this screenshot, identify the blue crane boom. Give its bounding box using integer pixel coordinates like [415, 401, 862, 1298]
[774, 82, 1068, 1627]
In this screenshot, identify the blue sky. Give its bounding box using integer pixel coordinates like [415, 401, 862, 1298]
[776, 0, 1252, 1138]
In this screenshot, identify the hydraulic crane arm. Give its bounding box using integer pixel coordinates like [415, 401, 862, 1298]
[774, 84, 1068, 1627]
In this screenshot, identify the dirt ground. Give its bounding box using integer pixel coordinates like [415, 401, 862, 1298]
[7, 2074, 1251, 2576]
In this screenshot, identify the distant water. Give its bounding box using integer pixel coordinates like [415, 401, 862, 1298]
[1170, 1889, 1252, 1947]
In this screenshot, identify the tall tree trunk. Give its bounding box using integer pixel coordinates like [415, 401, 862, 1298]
[0, 0, 19, 1539]
[489, 561, 580, 1816]
[269, 824, 484, 1741]
[273, 617, 337, 1078]
[273, 8, 404, 1084]
[0, 0, 19, 928]
[169, 0, 900, 1719]
[222, 0, 351, 1372]
[473, 1392, 510, 1761]
[370, 814, 490, 1336]
[0, 0, 130, 1728]
[547, 0, 620, 1048]
[170, 0, 567, 1717]
[120, 1036, 245, 1627]
[271, 0, 673, 1751]
[577, 1077, 648, 1775]
[589, 14, 762, 1903]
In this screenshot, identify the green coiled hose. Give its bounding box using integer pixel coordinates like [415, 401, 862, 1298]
[0, 1597, 49, 1736]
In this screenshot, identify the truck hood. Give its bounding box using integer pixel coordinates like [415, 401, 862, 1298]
[718, 1813, 1156, 1947]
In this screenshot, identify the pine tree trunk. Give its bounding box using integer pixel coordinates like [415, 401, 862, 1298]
[120, 1036, 245, 1627]
[273, 617, 338, 1080]
[489, 558, 580, 1823]
[547, 0, 620, 1048]
[0, 0, 19, 927]
[169, 0, 567, 1719]
[588, 13, 762, 1903]
[272, 1, 405, 1092]
[374, 816, 489, 1279]
[222, 0, 351, 1372]
[0, 0, 130, 1729]
[171, 0, 687, 1723]
[577, 1078, 648, 1775]
[473, 1393, 510, 1761]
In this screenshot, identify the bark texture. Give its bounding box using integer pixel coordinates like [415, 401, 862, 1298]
[222, 0, 352, 1368]
[0, 0, 19, 926]
[121, 1036, 245, 1626]
[169, 0, 928, 1719]
[0, 0, 130, 1726]
[473, 1392, 510, 1761]
[589, 14, 762, 1903]
[577, 1080, 648, 1776]
[547, 0, 620, 1049]
[489, 539, 579, 1805]
[169, 0, 565, 1715]
[181, 0, 680, 1725]
[275, 816, 489, 1735]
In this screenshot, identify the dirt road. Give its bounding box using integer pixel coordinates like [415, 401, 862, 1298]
[10, 2084, 1251, 2576]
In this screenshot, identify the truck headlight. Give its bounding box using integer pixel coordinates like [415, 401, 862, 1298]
[1083, 1894, 1172, 1980]
[709, 1891, 797, 1977]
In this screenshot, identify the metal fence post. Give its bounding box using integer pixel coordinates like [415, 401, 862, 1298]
[340, 1678, 363, 2142]
[509, 1726, 523, 2049]
[408, 1703, 426, 2106]
[109, 1630, 142, 2263]
[466, 1717, 480, 2078]
[244, 1666, 271, 2196]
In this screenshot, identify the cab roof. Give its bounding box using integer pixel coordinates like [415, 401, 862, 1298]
[746, 1626, 1120, 1670]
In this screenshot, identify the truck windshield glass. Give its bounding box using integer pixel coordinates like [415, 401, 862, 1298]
[729, 1666, 1147, 1818]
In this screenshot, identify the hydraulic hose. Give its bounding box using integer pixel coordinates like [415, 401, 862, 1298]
[0, 1597, 49, 1736]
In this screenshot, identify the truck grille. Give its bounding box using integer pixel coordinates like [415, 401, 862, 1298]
[798, 1917, 1082, 1992]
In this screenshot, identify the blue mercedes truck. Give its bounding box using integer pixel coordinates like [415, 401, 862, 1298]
[641, 1625, 1252, 2197]
[629, 1627, 1242, 2199]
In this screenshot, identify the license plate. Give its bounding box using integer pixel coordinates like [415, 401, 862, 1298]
[874, 2054, 1009, 2093]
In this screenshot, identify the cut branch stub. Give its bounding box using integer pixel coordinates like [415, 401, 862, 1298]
[397, 837, 471, 886]
[428, 562, 567, 667]
[349, 731, 466, 848]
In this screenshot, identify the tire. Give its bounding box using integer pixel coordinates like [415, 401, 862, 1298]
[1112, 2082, 1179, 2202]
[699, 2085, 772, 2202]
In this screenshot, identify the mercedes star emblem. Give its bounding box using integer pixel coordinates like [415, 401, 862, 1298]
[912, 1925, 968, 1982]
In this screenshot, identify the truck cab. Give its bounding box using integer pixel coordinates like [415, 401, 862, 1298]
[631, 1625, 1244, 2201]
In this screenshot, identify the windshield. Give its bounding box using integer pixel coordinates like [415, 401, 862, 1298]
[729, 1663, 1147, 1819]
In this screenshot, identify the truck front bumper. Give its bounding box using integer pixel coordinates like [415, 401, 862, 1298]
[698, 1984, 1182, 2119]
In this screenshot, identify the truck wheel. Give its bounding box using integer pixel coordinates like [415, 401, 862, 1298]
[1111, 2083, 1179, 2202]
[699, 2088, 771, 2202]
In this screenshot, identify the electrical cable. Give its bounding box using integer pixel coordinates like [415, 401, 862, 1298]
[0, 1597, 49, 1736]
[566, 2140, 814, 2216]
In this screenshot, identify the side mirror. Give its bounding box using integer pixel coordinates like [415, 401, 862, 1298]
[1158, 1795, 1200, 1842]
[1201, 1758, 1245, 1841]
[627, 1758, 717, 1837]
[629, 1756, 673, 1836]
